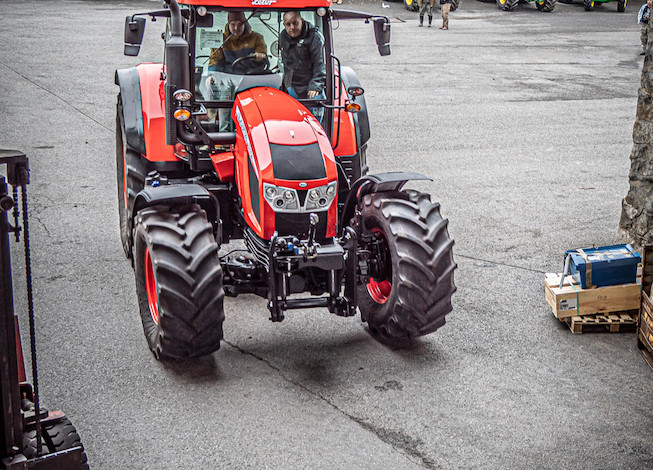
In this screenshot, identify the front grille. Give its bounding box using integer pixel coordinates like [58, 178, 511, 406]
[339, 154, 356, 180]
[244, 226, 270, 270]
[275, 212, 328, 242]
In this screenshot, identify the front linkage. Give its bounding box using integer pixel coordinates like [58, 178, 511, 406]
[264, 172, 429, 323]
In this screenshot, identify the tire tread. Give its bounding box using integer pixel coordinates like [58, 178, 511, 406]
[357, 190, 457, 339]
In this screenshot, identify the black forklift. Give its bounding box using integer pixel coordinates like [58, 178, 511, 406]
[0, 150, 87, 469]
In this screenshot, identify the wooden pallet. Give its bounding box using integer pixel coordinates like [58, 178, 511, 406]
[544, 272, 641, 320]
[565, 311, 638, 334]
[637, 287, 653, 369]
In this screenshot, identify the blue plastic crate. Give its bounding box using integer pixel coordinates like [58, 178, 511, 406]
[565, 244, 641, 289]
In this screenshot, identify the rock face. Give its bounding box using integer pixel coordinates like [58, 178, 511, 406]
[617, 50, 653, 249]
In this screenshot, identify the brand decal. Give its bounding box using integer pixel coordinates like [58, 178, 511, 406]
[234, 106, 256, 174]
[252, 0, 276, 5]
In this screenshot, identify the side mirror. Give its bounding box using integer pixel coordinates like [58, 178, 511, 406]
[373, 18, 391, 57]
[124, 16, 146, 56]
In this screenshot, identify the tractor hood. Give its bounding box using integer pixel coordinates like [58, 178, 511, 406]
[232, 87, 335, 182]
[239, 87, 325, 145]
[231, 87, 338, 240]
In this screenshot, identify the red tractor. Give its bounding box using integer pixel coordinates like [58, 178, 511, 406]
[116, 0, 456, 360]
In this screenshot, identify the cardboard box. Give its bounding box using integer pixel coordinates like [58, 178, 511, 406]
[566, 244, 641, 289]
[544, 272, 641, 320]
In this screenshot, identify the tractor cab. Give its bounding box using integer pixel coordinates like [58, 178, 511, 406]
[123, 0, 391, 153]
[193, 9, 323, 132]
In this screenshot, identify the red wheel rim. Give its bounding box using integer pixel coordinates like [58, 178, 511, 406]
[367, 278, 392, 304]
[366, 228, 392, 304]
[144, 247, 159, 324]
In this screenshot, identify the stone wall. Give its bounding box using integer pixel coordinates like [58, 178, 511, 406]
[617, 46, 653, 249]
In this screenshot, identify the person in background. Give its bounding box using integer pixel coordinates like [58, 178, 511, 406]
[440, 0, 452, 30]
[639, 0, 652, 55]
[418, 0, 436, 27]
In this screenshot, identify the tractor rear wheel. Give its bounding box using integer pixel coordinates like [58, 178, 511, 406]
[133, 206, 225, 360]
[356, 190, 457, 339]
[497, 0, 519, 10]
[536, 0, 557, 10]
[23, 415, 89, 469]
[617, 0, 626, 11]
[116, 94, 146, 260]
[404, 0, 419, 11]
[583, 0, 594, 10]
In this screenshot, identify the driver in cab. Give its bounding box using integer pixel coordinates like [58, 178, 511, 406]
[208, 11, 268, 73]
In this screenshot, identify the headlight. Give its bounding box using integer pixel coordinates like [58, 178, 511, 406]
[263, 183, 298, 212]
[263, 182, 337, 213]
[305, 182, 337, 211]
[266, 186, 277, 198]
[173, 89, 193, 102]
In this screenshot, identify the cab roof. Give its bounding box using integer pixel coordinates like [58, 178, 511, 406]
[177, 0, 332, 8]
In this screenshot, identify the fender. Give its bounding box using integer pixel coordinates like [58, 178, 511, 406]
[115, 67, 146, 156]
[116, 64, 177, 162]
[340, 66, 370, 148]
[340, 172, 432, 234]
[331, 72, 357, 157]
[132, 184, 220, 235]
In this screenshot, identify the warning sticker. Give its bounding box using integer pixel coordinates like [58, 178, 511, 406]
[200, 30, 222, 50]
[559, 298, 577, 311]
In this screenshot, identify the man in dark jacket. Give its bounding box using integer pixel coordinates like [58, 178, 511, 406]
[279, 11, 326, 100]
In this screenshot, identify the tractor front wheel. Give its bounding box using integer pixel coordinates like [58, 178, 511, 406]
[617, 0, 626, 11]
[134, 206, 225, 360]
[23, 415, 89, 469]
[356, 191, 457, 339]
[583, 0, 595, 10]
[451, 0, 460, 10]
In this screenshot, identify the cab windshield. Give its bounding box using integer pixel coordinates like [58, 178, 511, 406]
[193, 9, 325, 105]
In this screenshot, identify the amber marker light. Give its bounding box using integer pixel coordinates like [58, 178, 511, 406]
[174, 109, 191, 121]
[345, 102, 361, 113]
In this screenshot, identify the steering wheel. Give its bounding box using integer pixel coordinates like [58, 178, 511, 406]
[231, 53, 271, 75]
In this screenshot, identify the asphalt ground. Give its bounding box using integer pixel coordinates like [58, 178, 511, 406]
[0, 0, 652, 468]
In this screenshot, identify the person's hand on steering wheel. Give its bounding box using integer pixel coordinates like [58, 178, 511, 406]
[231, 53, 270, 74]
